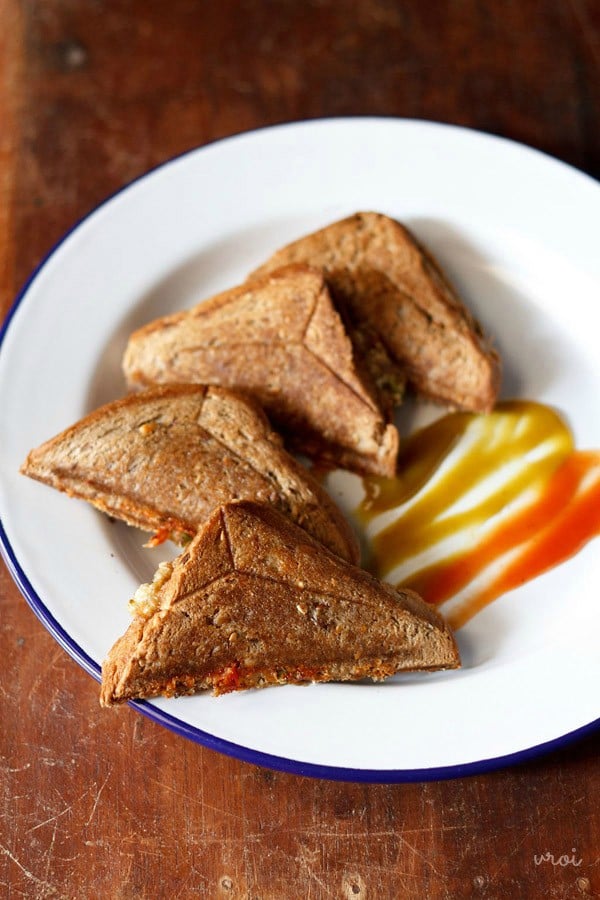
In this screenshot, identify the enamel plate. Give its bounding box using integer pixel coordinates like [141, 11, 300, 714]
[1, 119, 599, 781]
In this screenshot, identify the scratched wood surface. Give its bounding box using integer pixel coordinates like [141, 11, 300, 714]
[1, 2, 599, 898]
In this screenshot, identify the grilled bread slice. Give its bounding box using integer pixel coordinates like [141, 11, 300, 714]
[123, 265, 400, 477]
[251, 212, 500, 412]
[100, 501, 460, 704]
[20, 385, 359, 563]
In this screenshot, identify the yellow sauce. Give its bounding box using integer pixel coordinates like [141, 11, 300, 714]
[358, 401, 600, 629]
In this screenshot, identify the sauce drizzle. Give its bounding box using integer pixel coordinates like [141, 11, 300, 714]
[358, 401, 600, 629]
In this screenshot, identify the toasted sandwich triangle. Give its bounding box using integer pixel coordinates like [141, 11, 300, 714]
[251, 213, 501, 413]
[20, 384, 359, 563]
[100, 501, 460, 704]
[123, 265, 400, 476]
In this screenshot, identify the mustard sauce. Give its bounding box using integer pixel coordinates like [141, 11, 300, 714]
[358, 401, 600, 629]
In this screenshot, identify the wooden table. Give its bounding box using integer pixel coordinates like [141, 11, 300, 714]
[1, 2, 599, 897]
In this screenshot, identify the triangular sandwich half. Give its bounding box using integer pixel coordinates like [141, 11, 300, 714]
[251, 212, 501, 412]
[123, 265, 401, 477]
[21, 385, 359, 563]
[100, 501, 460, 704]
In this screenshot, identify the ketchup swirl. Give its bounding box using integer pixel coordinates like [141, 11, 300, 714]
[358, 402, 600, 628]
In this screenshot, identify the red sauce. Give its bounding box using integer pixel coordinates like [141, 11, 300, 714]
[213, 662, 241, 694]
[358, 402, 600, 628]
[145, 519, 194, 548]
[212, 663, 322, 694]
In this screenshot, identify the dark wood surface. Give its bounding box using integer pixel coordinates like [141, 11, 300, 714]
[1, 2, 599, 897]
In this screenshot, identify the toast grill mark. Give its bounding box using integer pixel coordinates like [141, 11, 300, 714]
[219, 507, 236, 570]
[358, 401, 600, 628]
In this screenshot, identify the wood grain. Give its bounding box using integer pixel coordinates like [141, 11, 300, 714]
[1, 1, 599, 898]
[0, 0, 22, 315]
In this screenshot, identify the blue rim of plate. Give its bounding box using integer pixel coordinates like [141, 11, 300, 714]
[1, 118, 599, 782]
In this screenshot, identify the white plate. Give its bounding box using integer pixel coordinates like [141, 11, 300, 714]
[1, 118, 599, 781]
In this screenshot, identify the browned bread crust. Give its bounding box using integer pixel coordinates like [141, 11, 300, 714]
[20, 385, 359, 563]
[123, 265, 400, 477]
[251, 213, 501, 412]
[100, 501, 460, 704]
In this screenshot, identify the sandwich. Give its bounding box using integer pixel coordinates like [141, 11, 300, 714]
[123, 265, 401, 477]
[20, 384, 359, 563]
[251, 212, 501, 412]
[100, 500, 460, 704]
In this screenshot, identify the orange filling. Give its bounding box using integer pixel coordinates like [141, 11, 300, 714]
[213, 662, 242, 693]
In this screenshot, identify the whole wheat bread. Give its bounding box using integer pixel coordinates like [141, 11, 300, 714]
[123, 265, 400, 476]
[21, 385, 359, 563]
[251, 212, 500, 412]
[101, 500, 460, 704]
